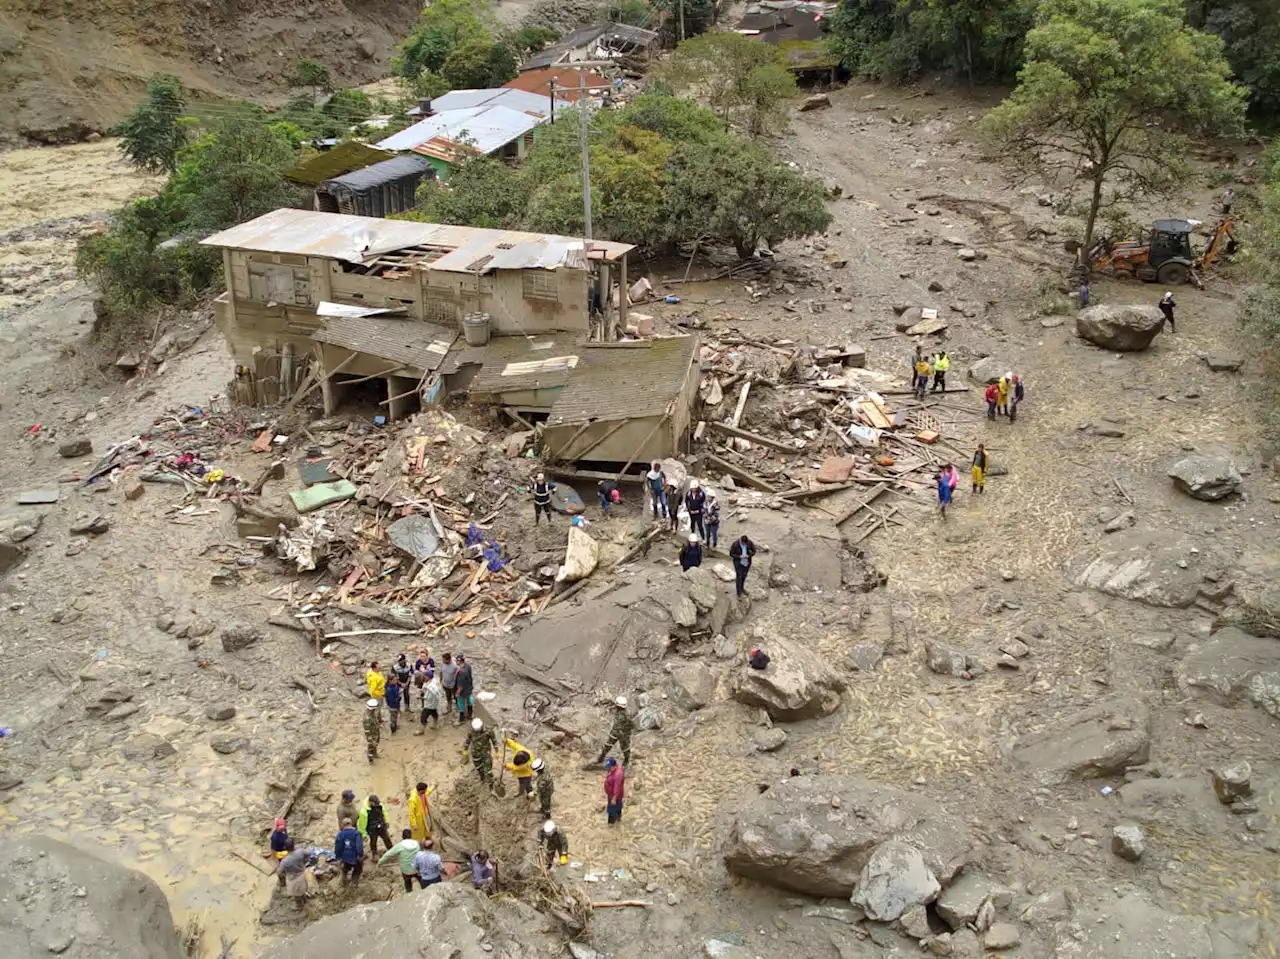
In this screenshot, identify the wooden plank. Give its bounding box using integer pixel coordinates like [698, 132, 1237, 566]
[776, 482, 859, 501]
[833, 482, 889, 525]
[613, 412, 672, 482]
[564, 417, 632, 462]
[547, 467, 646, 485]
[704, 453, 776, 492]
[548, 419, 595, 463]
[708, 421, 798, 454]
[851, 505, 900, 543]
[730, 378, 752, 428]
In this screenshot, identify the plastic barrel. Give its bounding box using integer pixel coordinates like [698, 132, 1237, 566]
[462, 312, 491, 347]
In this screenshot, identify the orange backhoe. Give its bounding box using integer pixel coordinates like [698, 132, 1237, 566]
[1085, 218, 1237, 286]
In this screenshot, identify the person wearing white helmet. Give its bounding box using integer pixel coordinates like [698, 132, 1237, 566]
[362, 698, 381, 762]
[532, 472, 556, 525]
[462, 717, 498, 787]
[679, 532, 702, 571]
[532, 757, 555, 819]
[684, 478, 707, 540]
[1159, 290, 1176, 332]
[539, 818, 569, 866]
[595, 696, 633, 767]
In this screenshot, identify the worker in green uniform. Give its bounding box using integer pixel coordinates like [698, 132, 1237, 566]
[533, 757, 554, 819]
[462, 717, 498, 787]
[595, 696, 633, 767]
[362, 698, 380, 762]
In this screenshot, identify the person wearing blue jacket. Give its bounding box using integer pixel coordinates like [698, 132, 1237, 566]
[385, 675, 403, 733]
[335, 817, 364, 885]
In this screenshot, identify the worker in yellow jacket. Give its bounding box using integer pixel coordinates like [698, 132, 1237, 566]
[408, 781, 435, 844]
[504, 738, 537, 800]
[931, 351, 950, 392]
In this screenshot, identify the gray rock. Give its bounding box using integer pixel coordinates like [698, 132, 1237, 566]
[635, 705, 662, 730]
[667, 662, 715, 711]
[1019, 888, 1071, 924]
[712, 634, 738, 659]
[58, 437, 93, 458]
[753, 727, 788, 752]
[1050, 893, 1216, 958]
[1168, 455, 1242, 501]
[1012, 699, 1150, 784]
[1210, 761, 1252, 804]
[1178, 628, 1280, 719]
[205, 704, 236, 722]
[0, 836, 184, 959]
[1110, 823, 1145, 861]
[850, 841, 940, 922]
[671, 595, 698, 628]
[684, 567, 719, 612]
[220, 624, 263, 652]
[957, 248, 980, 261]
[900, 903, 931, 939]
[730, 635, 845, 721]
[1076, 304, 1165, 351]
[210, 737, 245, 755]
[568, 944, 600, 959]
[935, 873, 1014, 931]
[1132, 631, 1175, 651]
[1204, 353, 1242, 372]
[983, 923, 1020, 951]
[724, 775, 969, 898]
[968, 357, 1007, 384]
[69, 515, 109, 535]
[799, 92, 832, 111]
[1074, 529, 1217, 608]
[925, 644, 968, 678]
[848, 642, 884, 672]
[998, 638, 1029, 659]
[1103, 511, 1136, 533]
[105, 702, 140, 721]
[0, 537, 28, 575]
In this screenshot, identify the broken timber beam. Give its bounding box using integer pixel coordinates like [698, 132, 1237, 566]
[730, 378, 752, 428]
[704, 453, 776, 492]
[564, 417, 632, 462]
[776, 481, 859, 501]
[833, 482, 889, 525]
[707, 422, 798, 454]
[613, 412, 672, 482]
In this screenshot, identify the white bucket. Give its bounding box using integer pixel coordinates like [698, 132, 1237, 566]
[462, 311, 491, 347]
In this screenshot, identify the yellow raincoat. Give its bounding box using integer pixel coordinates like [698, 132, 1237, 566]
[408, 786, 435, 844]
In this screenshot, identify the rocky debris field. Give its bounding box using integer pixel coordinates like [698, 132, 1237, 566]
[0, 81, 1277, 959]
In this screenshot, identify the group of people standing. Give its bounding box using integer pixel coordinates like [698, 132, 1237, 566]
[912, 349, 951, 399]
[983, 372, 1025, 423]
[363, 650, 475, 761]
[935, 443, 990, 518]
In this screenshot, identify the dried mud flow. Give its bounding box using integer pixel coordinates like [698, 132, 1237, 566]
[0, 80, 1278, 959]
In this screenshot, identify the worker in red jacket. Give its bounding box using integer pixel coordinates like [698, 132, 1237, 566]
[984, 382, 999, 421]
[603, 758, 625, 825]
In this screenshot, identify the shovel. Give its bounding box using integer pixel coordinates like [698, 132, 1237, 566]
[490, 736, 508, 798]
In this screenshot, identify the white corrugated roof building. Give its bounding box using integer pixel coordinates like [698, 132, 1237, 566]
[375, 104, 546, 162]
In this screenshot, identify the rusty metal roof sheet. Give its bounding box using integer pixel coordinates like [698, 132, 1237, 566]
[201, 209, 634, 266]
[546, 335, 699, 427]
[312, 316, 457, 373]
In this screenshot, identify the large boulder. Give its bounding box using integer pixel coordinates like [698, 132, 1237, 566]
[968, 357, 1008, 384]
[1012, 698, 1150, 784]
[1076, 304, 1165, 351]
[1167, 455, 1242, 501]
[730, 635, 846, 721]
[1047, 894, 1217, 959]
[0, 835, 184, 959]
[1177, 626, 1280, 720]
[262, 882, 550, 959]
[850, 840, 941, 921]
[1073, 529, 1220, 608]
[723, 775, 969, 898]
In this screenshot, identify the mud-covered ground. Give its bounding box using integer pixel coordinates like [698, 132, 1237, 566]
[0, 82, 1277, 959]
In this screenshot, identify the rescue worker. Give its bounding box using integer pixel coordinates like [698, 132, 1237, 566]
[604, 758, 625, 825]
[539, 820, 569, 868]
[914, 353, 932, 400]
[729, 534, 756, 597]
[931, 351, 950, 392]
[334, 818, 364, 885]
[336, 789, 358, 829]
[996, 373, 1011, 417]
[408, 781, 434, 845]
[533, 757, 554, 819]
[984, 381, 999, 420]
[384, 673, 403, 733]
[684, 479, 707, 539]
[463, 718, 498, 787]
[704, 492, 721, 548]
[378, 828, 422, 893]
[362, 697, 380, 762]
[595, 696, 633, 767]
[1010, 375, 1025, 424]
[505, 748, 535, 799]
[358, 794, 393, 857]
[365, 662, 386, 713]
[532, 472, 556, 525]
[971, 444, 987, 494]
[679, 533, 702, 571]
[645, 461, 668, 519]
[1159, 291, 1176, 332]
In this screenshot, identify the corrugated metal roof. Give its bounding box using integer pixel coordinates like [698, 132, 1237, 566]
[503, 67, 611, 102]
[312, 316, 457, 373]
[428, 87, 567, 117]
[322, 154, 434, 191]
[376, 105, 543, 158]
[200, 209, 634, 266]
[429, 236, 586, 273]
[286, 141, 394, 187]
[441, 332, 582, 392]
[546, 336, 699, 426]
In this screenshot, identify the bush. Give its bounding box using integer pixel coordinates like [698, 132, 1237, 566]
[118, 73, 190, 174]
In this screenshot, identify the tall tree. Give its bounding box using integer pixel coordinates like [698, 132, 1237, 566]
[981, 0, 1246, 252]
[1188, 0, 1280, 119]
[118, 73, 190, 174]
[441, 39, 518, 89]
[291, 59, 332, 102]
[394, 0, 493, 80]
[658, 33, 798, 136]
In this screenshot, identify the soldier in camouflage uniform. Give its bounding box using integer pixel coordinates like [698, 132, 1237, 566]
[539, 820, 569, 867]
[462, 718, 498, 787]
[532, 757, 554, 819]
[363, 698, 381, 762]
[595, 696, 633, 766]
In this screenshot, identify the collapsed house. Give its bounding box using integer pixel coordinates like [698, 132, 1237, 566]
[736, 1, 840, 78]
[200, 209, 698, 463]
[519, 23, 658, 73]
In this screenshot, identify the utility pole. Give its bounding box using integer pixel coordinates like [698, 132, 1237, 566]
[548, 78, 556, 124]
[678, 0, 685, 42]
[579, 66, 593, 241]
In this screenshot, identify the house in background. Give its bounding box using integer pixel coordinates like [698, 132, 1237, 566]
[405, 87, 565, 119]
[201, 209, 635, 419]
[520, 23, 658, 73]
[504, 66, 612, 104]
[375, 104, 548, 182]
[736, 1, 840, 78]
[314, 154, 435, 217]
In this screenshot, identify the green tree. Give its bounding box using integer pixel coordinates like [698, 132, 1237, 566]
[659, 33, 798, 136]
[394, 0, 492, 79]
[118, 73, 190, 174]
[600, 0, 651, 27]
[650, 0, 717, 37]
[667, 137, 832, 256]
[170, 114, 300, 230]
[322, 88, 374, 126]
[412, 157, 533, 229]
[442, 39, 519, 89]
[291, 59, 332, 101]
[1189, 1, 1280, 120]
[981, 0, 1246, 253]
[510, 26, 560, 53]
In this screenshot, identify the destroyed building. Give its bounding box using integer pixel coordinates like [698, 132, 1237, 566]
[519, 23, 658, 72]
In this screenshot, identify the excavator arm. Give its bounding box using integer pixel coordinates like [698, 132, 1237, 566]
[1197, 218, 1237, 268]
